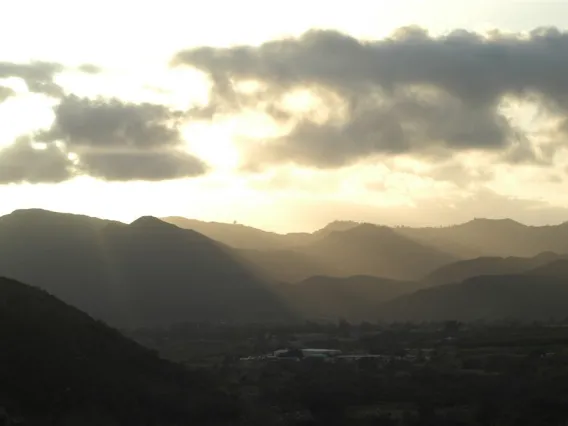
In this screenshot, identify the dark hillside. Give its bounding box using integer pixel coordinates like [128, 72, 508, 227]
[0, 277, 239, 425]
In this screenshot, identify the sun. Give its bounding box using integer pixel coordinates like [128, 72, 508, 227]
[182, 122, 241, 171]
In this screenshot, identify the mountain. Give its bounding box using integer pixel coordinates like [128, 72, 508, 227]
[10, 209, 568, 326]
[378, 274, 568, 322]
[161, 216, 310, 250]
[311, 220, 361, 238]
[159, 216, 568, 260]
[378, 257, 568, 322]
[0, 276, 239, 425]
[292, 224, 458, 281]
[225, 221, 460, 283]
[398, 218, 568, 258]
[424, 251, 566, 285]
[525, 258, 568, 278]
[276, 275, 419, 321]
[0, 209, 292, 327]
[159, 217, 568, 281]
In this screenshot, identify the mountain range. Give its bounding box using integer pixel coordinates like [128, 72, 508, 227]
[377, 260, 568, 322]
[2, 209, 568, 326]
[0, 209, 291, 327]
[164, 216, 568, 258]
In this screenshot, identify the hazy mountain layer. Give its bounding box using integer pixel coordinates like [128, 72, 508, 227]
[378, 260, 568, 322]
[276, 275, 420, 322]
[6, 209, 568, 326]
[424, 251, 567, 285]
[0, 209, 291, 327]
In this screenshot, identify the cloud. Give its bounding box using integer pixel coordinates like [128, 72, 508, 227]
[173, 26, 568, 168]
[0, 137, 73, 184]
[0, 61, 64, 97]
[78, 150, 206, 181]
[77, 63, 102, 74]
[0, 86, 15, 102]
[38, 95, 207, 181]
[40, 95, 182, 148]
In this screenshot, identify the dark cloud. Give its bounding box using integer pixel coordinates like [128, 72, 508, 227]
[173, 26, 568, 168]
[38, 95, 207, 181]
[40, 95, 182, 148]
[77, 63, 102, 74]
[0, 86, 15, 102]
[0, 137, 73, 184]
[0, 61, 64, 97]
[78, 150, 206, 181]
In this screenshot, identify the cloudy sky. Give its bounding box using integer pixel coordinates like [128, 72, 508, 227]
[3, 0, 568, 232]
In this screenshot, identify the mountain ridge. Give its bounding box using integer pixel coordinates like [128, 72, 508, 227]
[0, 210, 293, 328]
[5, 208, 568, 326]
[378, 259, 568, 322]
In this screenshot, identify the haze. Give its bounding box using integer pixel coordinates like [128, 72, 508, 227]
[3, 0, 568, 232]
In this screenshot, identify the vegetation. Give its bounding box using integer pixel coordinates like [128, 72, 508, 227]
[130, 320, 568, 426]
[0, 277, 240, 425]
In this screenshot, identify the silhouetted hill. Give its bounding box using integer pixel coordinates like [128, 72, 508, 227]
[424, 252, 567, 285]
[161, 216, 310, 250]
[0, 208, 114, 229]
[276, 275, 419, 321]
[378, 274, 568, 322]
[0, 210, 292, 327]
[0, 277, 239, 425]
[294, 224, 457, 281]
[311, 220, 361, 238]
[525, 258, 568, 278]
[399, 218, 568, 258]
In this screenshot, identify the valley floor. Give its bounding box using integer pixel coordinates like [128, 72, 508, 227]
[129, 320, 568, 425]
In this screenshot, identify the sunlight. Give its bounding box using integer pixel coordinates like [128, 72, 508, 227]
[181, 122, 241, 170]
[279, 87, 348, 125]
[234, 80, 267, 95]
[0, 91, 55, 146]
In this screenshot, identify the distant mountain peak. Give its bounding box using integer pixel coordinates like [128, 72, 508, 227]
[4, 208, 63, 221]
[315, 220, 362, 234]
[129, 216, 175, 229]
[336, 223, 393, 238]
[466, 218, 525, 227]
[0, 208, 113, 230]
[9, 208, 52, 215]
[131, 215, 162, 223]
[326, 220, 362, 227]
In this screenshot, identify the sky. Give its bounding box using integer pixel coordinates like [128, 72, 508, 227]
[3, 0, 568, 232]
